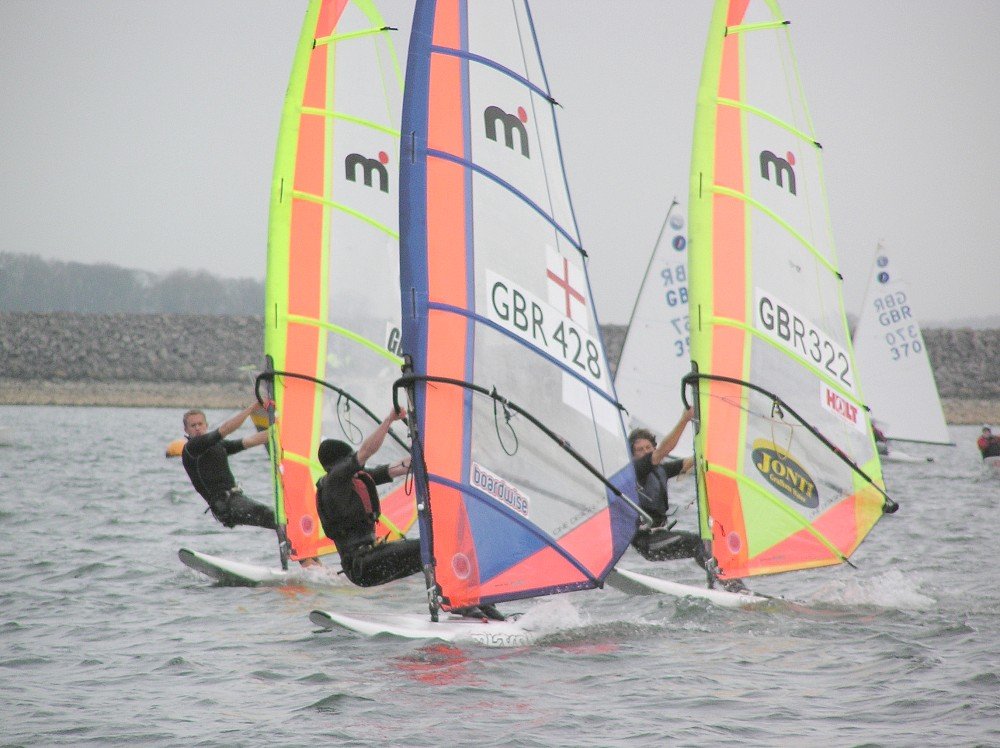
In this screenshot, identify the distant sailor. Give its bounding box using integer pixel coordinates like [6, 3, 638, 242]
[977, 425, 1000, 459]
[181, 403, 318, 566]
[872, 421, 889, 456]
[629, 406, 747, 593]
[315, 407, 503, 620]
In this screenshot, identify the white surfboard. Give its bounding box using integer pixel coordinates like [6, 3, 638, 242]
[309, 609, 538, 647]
[179, 548, 291, 586]
[607, 566, 774, 609]
[178, 548, 343, 588]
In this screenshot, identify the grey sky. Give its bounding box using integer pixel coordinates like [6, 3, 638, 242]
[2, 1, 997, 325]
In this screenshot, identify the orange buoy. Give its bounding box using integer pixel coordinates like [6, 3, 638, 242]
[165, 438, 185, 458]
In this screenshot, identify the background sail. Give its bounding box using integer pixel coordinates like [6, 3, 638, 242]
[688, 0, 892, 580]
[399, 0, 640, 611]
[264, 0, 413, 564]
[614, 200, 694, 450]
[853, 244, 952, 445]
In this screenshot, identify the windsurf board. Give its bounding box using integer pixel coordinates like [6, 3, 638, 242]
[309, 609, 537, 647]
[179, 548, 291, 586]
[607, 566, 773, 608]
[178, 547, 344, 588]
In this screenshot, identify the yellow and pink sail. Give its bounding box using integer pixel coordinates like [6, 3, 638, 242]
[397, 0, 642, 617]
[261, 0, 414, 565]
[687, 0, 897, 582]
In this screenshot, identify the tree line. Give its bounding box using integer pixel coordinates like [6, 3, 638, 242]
[0, 253, 263, 315]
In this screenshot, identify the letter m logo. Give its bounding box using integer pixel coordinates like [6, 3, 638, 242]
[759, 150, 796, 195]
[484, 105, 530, 158]
[345, 153, 389, 193]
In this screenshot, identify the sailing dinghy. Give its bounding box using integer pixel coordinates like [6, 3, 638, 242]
[181, 0, 415, 586]
[618, 0, 898, 601]
[852, 243, 952, 462]
[614, 199, 694, 446]
[310, 0, 643, 643]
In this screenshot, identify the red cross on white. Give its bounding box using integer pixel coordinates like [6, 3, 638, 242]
[545, 247, 588, 329]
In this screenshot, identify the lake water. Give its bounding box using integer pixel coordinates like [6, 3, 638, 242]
[1, 406, 997, 747]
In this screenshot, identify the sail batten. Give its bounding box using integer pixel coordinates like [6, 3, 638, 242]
[424, 149, 583, 250]
[316, 26, 393, 46]
[300, 110, 402, 137]
[711, 186, 839, 275]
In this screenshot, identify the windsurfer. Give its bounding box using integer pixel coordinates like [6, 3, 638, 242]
[872, 422, 889, 456]
[181, 404, 277, 530]
[628, 407, 700, 562]
[315, 408, 503, 620]
[977, 425, 1000, 459]
[629, 407, 748, 593]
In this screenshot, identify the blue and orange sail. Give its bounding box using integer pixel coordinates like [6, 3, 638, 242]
[687, 0, 897, 581]
[262, 0, 414, 566]
[397, 0, 641, 616]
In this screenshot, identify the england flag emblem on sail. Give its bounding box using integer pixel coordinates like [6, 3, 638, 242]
[545, 246, 588, 330]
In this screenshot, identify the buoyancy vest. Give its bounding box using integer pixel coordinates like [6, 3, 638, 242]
[980, 436, 1000, 459]
[317, 470, 382, 555]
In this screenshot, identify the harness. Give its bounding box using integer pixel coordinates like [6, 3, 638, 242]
[203, 486, 244, 514]
[352, 476, 375, 516]
[336, 471, 382, 555]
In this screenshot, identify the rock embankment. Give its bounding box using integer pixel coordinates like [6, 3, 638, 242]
[0, 312, 261, 407]
[1, 313, 998, 420]
[1, 312, 261, 383]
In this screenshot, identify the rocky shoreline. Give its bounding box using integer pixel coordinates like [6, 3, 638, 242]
[2, 312, 998, 424]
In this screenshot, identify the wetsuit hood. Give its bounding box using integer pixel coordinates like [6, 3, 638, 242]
[318, 439, 354, 470]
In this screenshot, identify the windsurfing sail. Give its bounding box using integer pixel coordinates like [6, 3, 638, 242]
[614, 199, 694, 448]
[397, 0, 642, 618]
[686, 0, 897, 582]
[260, 0, 415, 567]
[852, 244, 952, 445]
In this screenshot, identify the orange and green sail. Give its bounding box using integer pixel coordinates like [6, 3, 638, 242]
[262, 0, 414, 565]
[687, 0, 897, 581]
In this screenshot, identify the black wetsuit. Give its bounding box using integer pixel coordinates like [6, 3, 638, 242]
[316, 452, 421, 587]
[181, 430, 276, 530]
[631, 453, 704, 564]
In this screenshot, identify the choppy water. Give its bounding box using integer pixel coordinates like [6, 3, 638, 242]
[1, 405, 997, 747]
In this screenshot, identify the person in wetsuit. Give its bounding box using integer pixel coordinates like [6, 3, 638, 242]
[872, 422, 890, 456]
[628, 407, 699, 562]
[316, 407, 503, 620]
[181, 404, 276, 531]
[629, 406, 748, 593]
[977, 425, 1000, 459]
